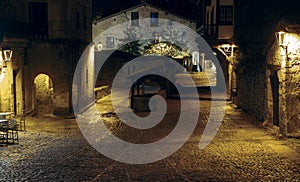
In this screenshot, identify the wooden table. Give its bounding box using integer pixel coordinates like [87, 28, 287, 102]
[0, 119, 8, 123]
[0, 119, 8, 128]
[0, 112, 14, 120]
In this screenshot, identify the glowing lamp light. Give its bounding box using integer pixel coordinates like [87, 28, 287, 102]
[275, 31, 286, 47]
[217, 44, 237, 57]
[275, 32, 300, 54]
[2, 47, 13, 62]
[160, 43, 167, 48]
[0, 47, 13, 74]
[95, 43, 103, 51]
[0, 52, 3, 67]
[221, 44, 231, 52]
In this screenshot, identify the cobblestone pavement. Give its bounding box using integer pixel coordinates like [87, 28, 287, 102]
[1, 95, 300, 181]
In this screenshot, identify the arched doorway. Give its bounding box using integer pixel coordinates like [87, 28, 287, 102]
[269, 70, 279, 126]
[34, 74, 54, 116]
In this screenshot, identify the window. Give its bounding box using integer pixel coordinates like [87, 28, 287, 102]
[83, 15, 87, 31]
[28, 2, 48, 35]
[106, 37, 114, 48]
[219, 6, 233, 25]
[150, 12, 158, 26]
[76, 12, 80, 29]
[131, 12, 139, 26]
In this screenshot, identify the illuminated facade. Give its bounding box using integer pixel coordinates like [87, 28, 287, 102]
[0, 0, 92, 116]
[196, 0, 234, 41]
[196, 0, 235, 91]
[93, 2, 196, 52]
[265, 21, 300, 135]
[93, 2, 225, 88]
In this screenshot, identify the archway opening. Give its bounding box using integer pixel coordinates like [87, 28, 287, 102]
[34, 74, 54, 116]
[269, 70, 279, 127]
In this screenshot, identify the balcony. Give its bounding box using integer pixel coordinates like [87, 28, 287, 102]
[199, 24, 233, 45]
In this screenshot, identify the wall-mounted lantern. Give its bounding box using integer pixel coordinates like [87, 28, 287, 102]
[275, 31, 300, 53]
[217, 44, 237, 58]
[94, 43, 103, 51]
[275, 31, 300, 68]
[275, 31, 290, 67]
[0, 47, 13, 74]
[0, 52, 2, 71]
[2, 47, 13, 62]
[275, 31, 288, 48]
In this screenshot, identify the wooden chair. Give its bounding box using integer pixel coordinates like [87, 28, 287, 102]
[0, 121, 9, 144]
[18, 115, 26, 131]
[8, 120, 19, 144]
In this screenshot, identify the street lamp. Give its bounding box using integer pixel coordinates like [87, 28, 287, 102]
[217, 44, 237, 58]
[2, 47, 13, 62]
[94, 43, 103, 52]
[275, 31, 287, 48]
[275, 31, 291, 68]
[0, 47, 13, 73]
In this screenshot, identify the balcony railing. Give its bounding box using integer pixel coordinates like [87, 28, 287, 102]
[204, 25, 218, 39]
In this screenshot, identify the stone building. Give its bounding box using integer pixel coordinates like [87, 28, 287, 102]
[0, 0, 92, 116]
[0, 0, 29, 115]
[92, 2, 196, 51]
[228, 0, 300, 136]
[92, 2, 198, 88]
[92, 0, 234, 90]
[196, 0, 234, 91]
[265, 20, 300, 136]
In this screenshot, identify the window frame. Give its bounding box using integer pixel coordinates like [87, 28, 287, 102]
[150, 12, 159, 27]
[106, 37, 115, 49]
[28, 2, 48, 35]
[131, 12, 139, 26]
[219, 5, 233, 25]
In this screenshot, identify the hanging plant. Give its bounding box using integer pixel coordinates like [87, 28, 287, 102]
[144, 41, 190, 58]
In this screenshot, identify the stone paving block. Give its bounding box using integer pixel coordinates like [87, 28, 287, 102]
[0, 99, 300, 181]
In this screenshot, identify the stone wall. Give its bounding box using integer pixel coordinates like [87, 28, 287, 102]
[237, 61, 268, 122]
[93, 4, 196, 52]
[285, 63, 300, 133]
[93, 4, 196, 39]
[12, 46, 27, 115]
[25, 40, 86, 116]
[0, 0, 28, 22]
[0, 59, 13, 112]
[48, 0, 92, 42]
[266, 33, 300, 134]
[72, 44, 95, 114]
[0, 0, 92, 116]
[0, 44, 26, 115]
[95, 50, 136, 87]
[34, 74, 53, 115]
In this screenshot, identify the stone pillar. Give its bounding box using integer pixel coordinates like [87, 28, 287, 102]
[284, 60, 300, 133]
[278, 66, 288, 135]
[0, 61, 13, 112]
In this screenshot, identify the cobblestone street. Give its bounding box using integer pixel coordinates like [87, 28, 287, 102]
[1, 95, 300, 181]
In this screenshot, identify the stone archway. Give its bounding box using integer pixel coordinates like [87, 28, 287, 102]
[269, 70, 280, 126]
[34, 74, 54, 116]
[267, 68, 280, 127]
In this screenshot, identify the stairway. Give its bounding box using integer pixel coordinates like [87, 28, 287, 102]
[175, 70, 216, 87]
